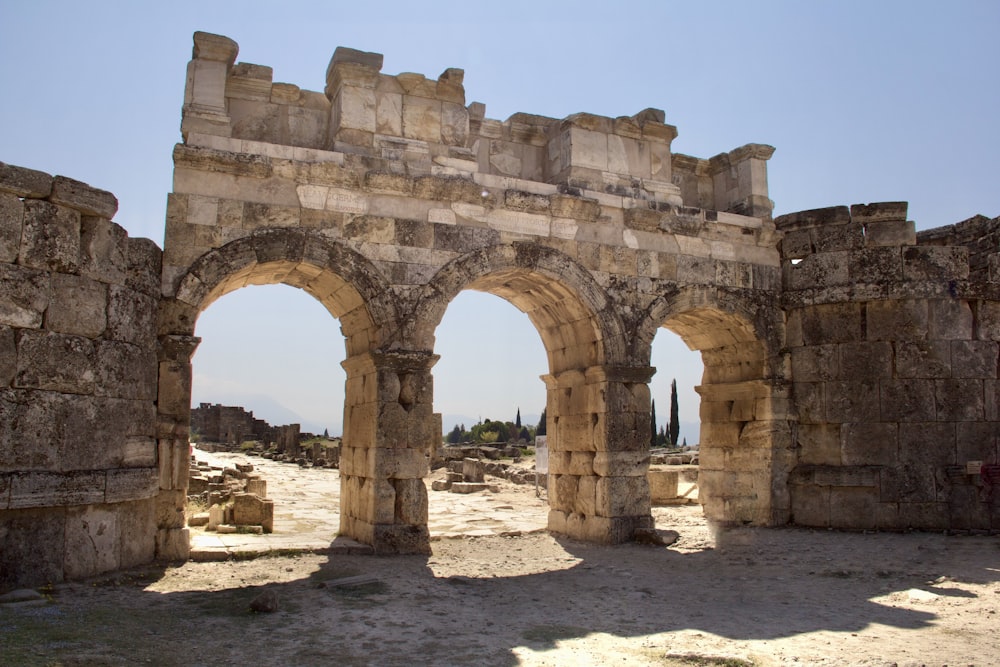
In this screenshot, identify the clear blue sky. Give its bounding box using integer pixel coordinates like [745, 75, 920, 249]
[2, 1, 997, 438]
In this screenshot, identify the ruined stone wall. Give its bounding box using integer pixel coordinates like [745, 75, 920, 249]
[191, 402, 278, 444]
[0, 162, 162, 589]
[778, 202, 1000, 530]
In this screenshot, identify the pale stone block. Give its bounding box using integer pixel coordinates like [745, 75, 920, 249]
[564, 127, 607, 172]
[402, 95, 441, 143]
[428, 208, 456, 225]
[486, 209, 550, 236]
[64, 505, 119, 579]
[326, 188, 369, 214]
[375, 91, 402, 136]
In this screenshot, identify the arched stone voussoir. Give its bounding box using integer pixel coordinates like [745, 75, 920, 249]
[169, 231, 399, 347]
[633, 285, 781, 361]
[418, 242, 629, 365]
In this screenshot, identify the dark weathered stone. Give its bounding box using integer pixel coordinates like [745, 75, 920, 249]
[19, 200, 80, 274]
[0, 264, 49, 329]
[15, 330, 95, 395]
[49, 176, 118, 219]
[0, 161, 53, 198]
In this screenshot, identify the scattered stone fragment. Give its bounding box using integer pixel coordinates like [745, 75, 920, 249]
[249, 589, 279, 613]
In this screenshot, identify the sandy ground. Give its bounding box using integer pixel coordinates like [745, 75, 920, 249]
[2, 452, 999, 666]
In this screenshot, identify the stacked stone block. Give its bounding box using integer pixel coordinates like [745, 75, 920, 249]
[0, 162, 162, 589]
[778, 202, 1000, 530]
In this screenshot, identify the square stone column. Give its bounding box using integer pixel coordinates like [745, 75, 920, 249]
[154, 334, 200, 560]
[339, 350, 440, 554]
[543, 365, 655, 544]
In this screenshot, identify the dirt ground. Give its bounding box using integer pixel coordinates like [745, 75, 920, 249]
[2, 456, 999, 666]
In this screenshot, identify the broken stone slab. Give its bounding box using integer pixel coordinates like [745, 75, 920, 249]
[462, 458, 485, 483]
[49, 176, 119, 219]
[431, 480, 452, 491]
[449, 482, 497, 494]
[188, 512, 209, 527]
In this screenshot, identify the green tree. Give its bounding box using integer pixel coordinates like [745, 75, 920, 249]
[536, 407, 547, 437]
[323, 428, 329, 438]
[650, 398, 658, 448]
[519, 426, 531, 442]
[669, 379, 680, 446]
[515, 408, 521, 429]
[447, 424, 463, 444]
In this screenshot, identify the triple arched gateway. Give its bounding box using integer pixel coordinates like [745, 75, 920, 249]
[156, 32, 791, 554]
[2, 31, 997, 586]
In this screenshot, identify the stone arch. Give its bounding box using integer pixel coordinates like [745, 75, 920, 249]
[154, 229, 398, 559]
[417, 241, 629, 372]
[637, 285, 793, 527]
[421, 242, 654, 543]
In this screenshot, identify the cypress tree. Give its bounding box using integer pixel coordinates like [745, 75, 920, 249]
[515, 408, 521, 429]
[650, 398, 657, 448]
[669, 379, 680, 446]
[537, 407, 547, 436]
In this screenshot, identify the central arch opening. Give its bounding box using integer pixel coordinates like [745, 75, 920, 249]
[430, 290, 550, 537]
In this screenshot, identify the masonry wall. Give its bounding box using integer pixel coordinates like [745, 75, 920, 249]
[0, 162, 162, 589]
[778, 202, 1000, 530]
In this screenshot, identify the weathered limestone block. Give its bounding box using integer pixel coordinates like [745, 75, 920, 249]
[928, 299, 973, 340]
[0, 508, 65, 590]
[596, 475, 650, 516]
[903, 246, 969, 281]
[156, 527, 190, 561]
[125, 238, 163, 295]
[790, 344, 839, 382]
[233, 493, 274, 533]
[866, 300, 928, 341]
[15, 330, 95, 394]
[462, 458, 485, 483]
[826, 381, 880, 423]
[45, 273, 107, 338]
[0, 192, 23, 262]
[0, 264, 49, 328]
[935, 379, 984, 421]
[9, 471, 106, 509]
[841, 422, 898, 466]
[49, 176, 119, 219]
[95, 341, 157, 400]
[19, 200, 80, 274]
[895, 341, 951, 379]
[0, 161, 54, 198]
[784, 251, 851, 290]
[879, 379, 936, 422]
[118, 498, 156, 567]
[951, 340, 998, 378]
[849, 247, 902, 282]
[838, 341, 893, 380]
[63, 505, 120, 579]
[79, 216, 128, 285]
[393, 477, 427, 525]
[106, 286, 157, 348]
